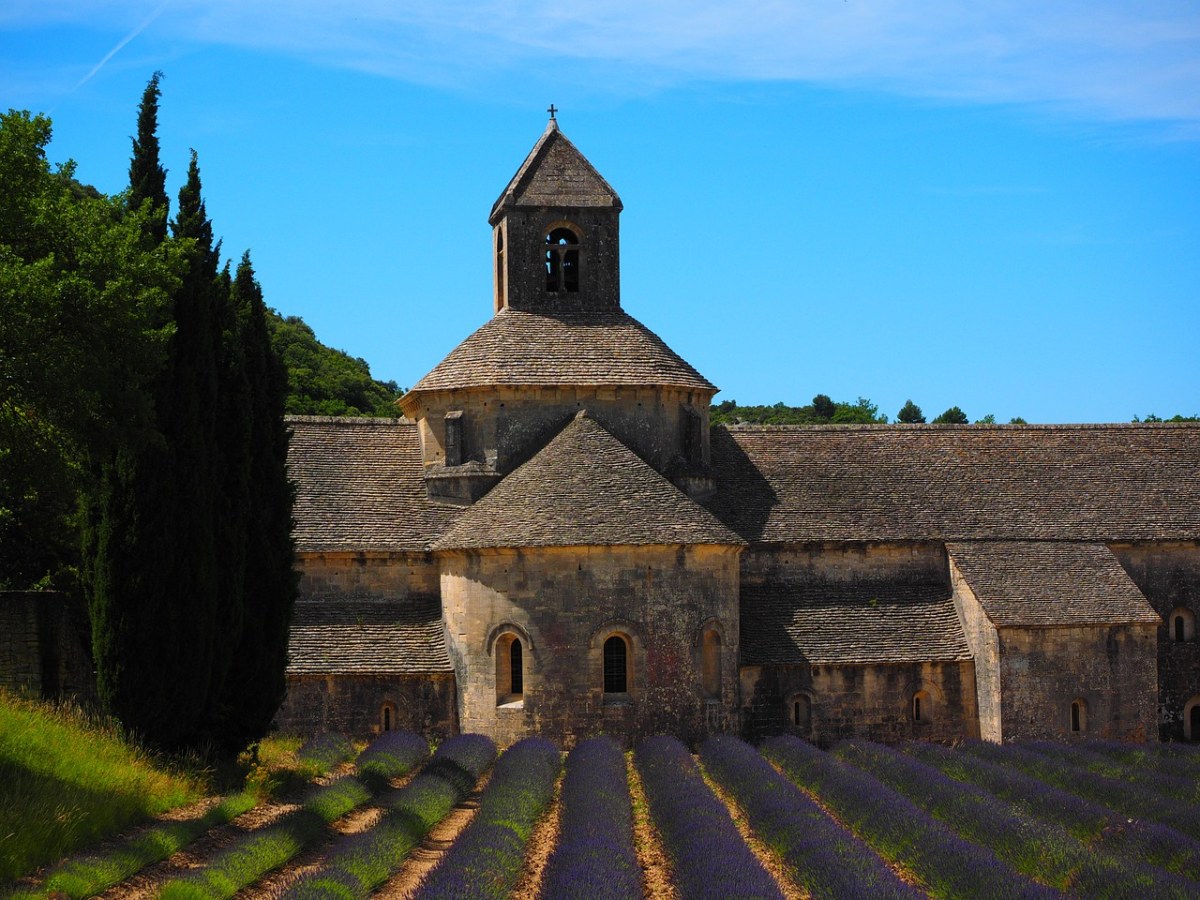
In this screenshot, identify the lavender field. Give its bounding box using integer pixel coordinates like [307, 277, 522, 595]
[12, 734, 1200, 899]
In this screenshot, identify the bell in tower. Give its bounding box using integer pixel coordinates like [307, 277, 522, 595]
[489, 112, 623, 313]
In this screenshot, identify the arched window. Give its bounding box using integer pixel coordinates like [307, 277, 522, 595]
[1071, 698, 1088, 734]
[510, 639, 523, 695]
[1170, 607, 1195, 642]
[1184, 696, 1200, 742]
[701, 628, 721, 698]
[603, 634, 629, 694]
[545, 226, 580, 293]
[789, 694, 812, 732]
[381, 703, 395, 732]
[913, 690, 931, 723]
[495, 632, 524, 706]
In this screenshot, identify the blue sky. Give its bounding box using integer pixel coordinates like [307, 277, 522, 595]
[3, 1, 1198, 423]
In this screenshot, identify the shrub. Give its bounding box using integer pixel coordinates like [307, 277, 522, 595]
[415, 737, 560, 899]
[539, 737, 641, 900]
[700, 735, 918, 899]
[636, 735, 782, 900]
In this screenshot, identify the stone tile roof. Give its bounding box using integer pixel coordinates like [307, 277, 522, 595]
[432, 412, 745, 552]
[287, 416, 463, 552]
[709, 423, 1200, 543]
[740, 581, 971, 666]
[407, 305, 716, 394]
[947, 541, 1160, 627]
[286, 598, 453, 675]
[490, 119, 622, 222]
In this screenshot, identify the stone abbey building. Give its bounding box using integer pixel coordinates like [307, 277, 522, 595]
[277, 118, 1200, 747]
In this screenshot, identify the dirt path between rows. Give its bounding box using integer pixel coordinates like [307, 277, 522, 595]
[627, 754, 679, 900]
[99, 799, 302, 900]
[368, 768, 489, 899]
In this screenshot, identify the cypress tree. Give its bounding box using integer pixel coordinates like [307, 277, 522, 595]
[214, 252, 297, 752]
[90, 151, 225, 751]
[128, 71, 168, 243]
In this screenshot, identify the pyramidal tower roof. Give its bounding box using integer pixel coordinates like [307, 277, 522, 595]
[489, 118, 622, 224]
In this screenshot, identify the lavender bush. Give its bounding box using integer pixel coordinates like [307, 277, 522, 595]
[700, 735, 919, 900]
[354, 729, 431, 792]
[965, 740, 1200, 843]
[636, 735, 782, 900]
[297, 733, 356, 774]
[1080, 739, 1200, 781]
[284, 733, 496, 899]
[762, 735, 1057, 900]
[415, 737, 561, 899]
[539, 737, 641, 900]
[1024, 740, 1199, 804]
[836, 740, 1199, 898]
[904, 741, 1200, 881]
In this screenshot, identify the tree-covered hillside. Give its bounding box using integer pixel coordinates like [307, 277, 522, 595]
[267, 312, 401, 417]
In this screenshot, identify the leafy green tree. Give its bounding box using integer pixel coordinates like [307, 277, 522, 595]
[812, 394, 836, 420]
[897, 400, 925, 424]
[932, 406, 969, 425]
[1009, 416, 1028, 425]
[832, 397, 887, 424]
[1, 110, 176, 590]
[974, 414, 996, 424]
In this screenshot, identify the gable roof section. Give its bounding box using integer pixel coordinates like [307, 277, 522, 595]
[490, 119, 621, 222]
[406, 304, 716, 394]
[740, 580, 971, 666]
[709, 423, 1200, 544]
[287, 416, 462, 552]
[286, 598, 453, 675]
[433, 412, 744, 552]
[947, 541, 1159, 627]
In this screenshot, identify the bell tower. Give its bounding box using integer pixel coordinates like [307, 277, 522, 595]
[489, 113, 623, 313]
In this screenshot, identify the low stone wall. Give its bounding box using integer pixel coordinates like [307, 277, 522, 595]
[0, 591, 94, 701]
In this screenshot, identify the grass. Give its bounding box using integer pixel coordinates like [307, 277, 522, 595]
[0, 691, 206, 883]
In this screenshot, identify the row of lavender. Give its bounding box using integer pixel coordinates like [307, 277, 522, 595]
[833, 740, 1198, 898]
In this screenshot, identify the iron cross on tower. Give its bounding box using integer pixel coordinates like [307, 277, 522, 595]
[547, 104, 557, 120]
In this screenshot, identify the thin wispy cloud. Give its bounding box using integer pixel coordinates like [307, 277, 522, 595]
[70, 0, 171, 92]
[10, 1, 1200, 128]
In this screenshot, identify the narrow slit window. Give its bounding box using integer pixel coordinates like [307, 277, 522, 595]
[701, 628, 721, 698]
[603, 635, 628, 694]
[510, 639, 523, 696]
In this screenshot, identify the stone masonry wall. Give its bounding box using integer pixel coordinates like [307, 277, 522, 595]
[998, 624, 1158, 742]
[297, 552, 440, 601]
[950, 561, 1004, 741]
[410, 385, 710, 477]
[1110, 542, 1200, 741]
[277, 674, 457, 739]
[439, 544, 741, 748]
[740, 661, 978, 745]
[740, 542, 948, 586]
